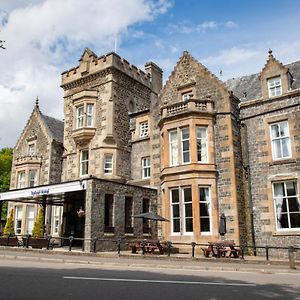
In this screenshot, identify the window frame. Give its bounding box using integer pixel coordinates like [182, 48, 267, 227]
[272, 180, 300, 231]
[52, 206, 61, 236]
[169, 129, 178, 166]
[25, 205, 35, 235]
[104, 154, 113, 174]
[142, 156, 151, 179]
[15, 206, 23, 235]
[196, 126, 208, 163]
[270, 121, 291, 160]
[86, 103, 94, 127]
[170, 186, 193, 236]
[104, 194, 115, 233]
[139, 121, 149, 138]
[75, 103, 95, 129]
[28, 169, 37, 187]
[80, 150, 89, 177]
[17, 171, 26, 189]
[28, 143, 36, 156]
[268, 76, 282, 97]
[199, 186, 212, 235]
[181, 127, 190, 164]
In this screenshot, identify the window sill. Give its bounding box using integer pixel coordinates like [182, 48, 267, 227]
[130, 136, 150, 143]
[269, 158, 296, 166]
[272, 231, 300, 236]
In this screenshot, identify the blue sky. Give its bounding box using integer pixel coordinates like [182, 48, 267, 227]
[1, 0, 300, 148]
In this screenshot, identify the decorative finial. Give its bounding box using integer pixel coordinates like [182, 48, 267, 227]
[268, 48, 273, 58]
[35, 96, 39, 108]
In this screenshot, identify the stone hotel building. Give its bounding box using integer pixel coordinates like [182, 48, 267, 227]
[0, 48, 299, 252]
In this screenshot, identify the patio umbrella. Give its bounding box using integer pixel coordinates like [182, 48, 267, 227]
[133, 212, 169, 222]
[219, 213, 227, 236]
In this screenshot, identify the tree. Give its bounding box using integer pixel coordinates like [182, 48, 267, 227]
[0, 148, 13, 220]
[3, 209, 14, 236]
[32, 207, 44, 237]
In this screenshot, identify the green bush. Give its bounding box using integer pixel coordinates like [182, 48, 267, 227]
[3, 209, 15, 236]
[32, 207, 44, 238]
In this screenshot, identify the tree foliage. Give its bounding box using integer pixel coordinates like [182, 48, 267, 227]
[32, 206, 44, 237]
[0, 148, 13, 220]
[3, 209, 15, 236]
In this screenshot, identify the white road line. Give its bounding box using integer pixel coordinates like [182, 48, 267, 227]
[63, 276, 256, 287]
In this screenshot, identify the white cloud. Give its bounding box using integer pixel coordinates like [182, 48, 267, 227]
[0, 0, 172, 148]
[224, 21, 238, 29]
[197, 21, 218, 33]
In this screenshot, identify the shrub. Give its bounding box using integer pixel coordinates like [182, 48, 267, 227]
[32, 207, 44, 238]
[3, 209, 15, 236]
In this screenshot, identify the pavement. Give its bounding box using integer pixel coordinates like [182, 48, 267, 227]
[0, 246, 299, 274]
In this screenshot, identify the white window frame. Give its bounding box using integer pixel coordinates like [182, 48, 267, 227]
[270, 121, 291, 160]
[80, 150, 89, 176]
[170, 186, 193, 235]
[76, 105, 84, 129]
[86, 104, 94, 127]
[273, 181, 300, 231]
[181, 127, 190, 164]
[182, 92, 192, 101]
[142, 156, 151, 179]
[25, 205, 35, 235]
[196, 126, 208, 163]
[169, 129, 178, 166]
[15, 206, 23, 235]
[28, 170, 37, 187]
[268, 76, 282, 97]
[139, 121, 149, 138]
[104, 154, 113, 174]
[17, 171, 25, 189]
[199, 186, 212, 235]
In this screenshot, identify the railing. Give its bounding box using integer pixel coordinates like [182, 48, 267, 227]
[1, 235, 299, 270]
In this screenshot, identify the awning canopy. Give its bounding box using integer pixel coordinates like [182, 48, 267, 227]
[0, 180, 87, 203]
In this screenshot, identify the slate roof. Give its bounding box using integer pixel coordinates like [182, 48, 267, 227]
[225, 60, 300, 102]
[41, 113, 64, 143]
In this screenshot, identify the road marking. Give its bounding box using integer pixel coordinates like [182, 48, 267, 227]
[63, 276, 256, 286]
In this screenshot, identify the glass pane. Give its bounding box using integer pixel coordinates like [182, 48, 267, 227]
[200, 218, 210, 232]
[170, 130, 177, 142]
[272, 140, 281, 158]
[288, 197, 300, 212]
[271, 124, 279, 138]
[278, 213, 288, 229]
[185, 203, 192, 217]
[281, 138, 290, 157]
[171, 189, 179, 203]
[183, 188, 192, 202]
[173, 204, 180, 218]
[181, 128, 189, 140]
[197, 127, 207, 139]
[182, 140, 189, 151]
[173, 219, 180, 232]
[183, 152, 190, 163]
[290, 213, 300, 228]
[185, 218, 193, 232]
[286, 181, 296, 197]
[199, 187, 209, 202]
[273, 182, 284, 197]
[280, 122, 288, 137]
[200, 202, 209, 217]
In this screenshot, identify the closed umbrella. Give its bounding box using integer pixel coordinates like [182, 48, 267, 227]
[219, 213, 227, 237]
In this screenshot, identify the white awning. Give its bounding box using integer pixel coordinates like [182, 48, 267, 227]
[0, 180, 87, 201]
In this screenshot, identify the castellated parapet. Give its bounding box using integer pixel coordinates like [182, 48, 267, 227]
[61, 50, 151, 89]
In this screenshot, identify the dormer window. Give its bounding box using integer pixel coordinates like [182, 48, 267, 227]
[268, 76, 282, 97]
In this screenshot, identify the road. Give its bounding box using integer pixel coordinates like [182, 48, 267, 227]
[0, 259, 299, 300]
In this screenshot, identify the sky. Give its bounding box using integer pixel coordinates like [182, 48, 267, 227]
[1, 0, 300, 148]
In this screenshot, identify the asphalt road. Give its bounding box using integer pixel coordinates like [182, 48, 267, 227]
[0, 260, 299, 300]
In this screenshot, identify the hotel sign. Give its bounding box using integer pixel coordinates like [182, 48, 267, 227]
[0, 180, 87, 201]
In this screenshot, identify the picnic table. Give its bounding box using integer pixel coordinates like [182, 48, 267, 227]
[130, 239, 167, 255]
[201, 241, 240, 258]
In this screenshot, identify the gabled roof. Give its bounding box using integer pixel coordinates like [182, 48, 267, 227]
[40, 113, 64, 143]
[225, 60, 300, 102]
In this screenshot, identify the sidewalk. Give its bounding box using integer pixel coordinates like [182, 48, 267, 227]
[0, 246, 298, 274]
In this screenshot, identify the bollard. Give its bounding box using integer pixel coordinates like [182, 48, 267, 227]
[288, 246, 296, 270]
[265, 246, 269, 261]
[69, 236, 74, 251]
[117, 238, 121, 255]
[93, 237, 97, 252]
[191, 242, 196, 258]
